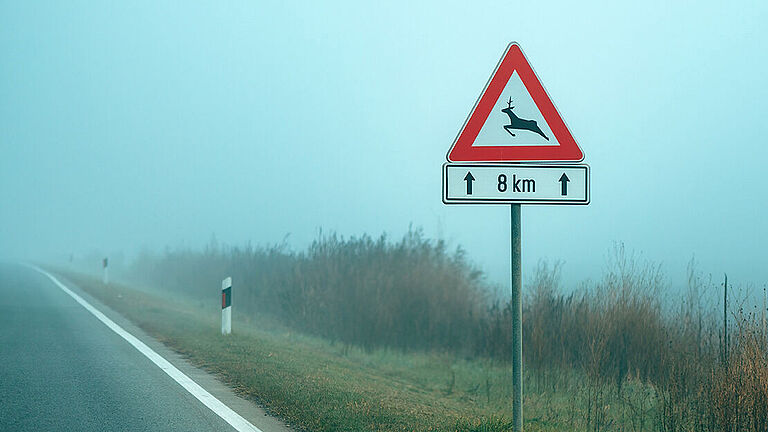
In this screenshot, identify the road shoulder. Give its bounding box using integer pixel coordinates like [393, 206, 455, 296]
[50, 270, 295, 432]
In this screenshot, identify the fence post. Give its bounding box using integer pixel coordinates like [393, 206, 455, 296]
[723, 273, 728, 364]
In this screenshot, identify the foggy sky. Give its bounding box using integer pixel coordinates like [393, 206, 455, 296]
[2, 1, 767, 291]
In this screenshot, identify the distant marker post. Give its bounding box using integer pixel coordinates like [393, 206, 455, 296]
[102, 257, 109, 285]
[222, 277, 232, 335]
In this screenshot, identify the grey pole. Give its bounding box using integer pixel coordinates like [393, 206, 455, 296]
[511, 204, 523, 431]
[723, 273, 728, 364]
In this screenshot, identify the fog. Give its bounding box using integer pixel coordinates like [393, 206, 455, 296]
[2, 1, 767, 291]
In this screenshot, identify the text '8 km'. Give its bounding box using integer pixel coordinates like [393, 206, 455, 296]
[443, 164, 589, 205]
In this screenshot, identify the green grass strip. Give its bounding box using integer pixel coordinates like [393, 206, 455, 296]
[56, 270, 654, 432]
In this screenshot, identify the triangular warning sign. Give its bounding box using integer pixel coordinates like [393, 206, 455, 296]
[447, 42, 584, 163]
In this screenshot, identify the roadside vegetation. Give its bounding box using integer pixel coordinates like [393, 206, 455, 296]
[60, 229, 768, 431]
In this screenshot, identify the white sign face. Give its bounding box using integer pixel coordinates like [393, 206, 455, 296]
[473, 71, 555, 147]
[443, 164, 589, 205]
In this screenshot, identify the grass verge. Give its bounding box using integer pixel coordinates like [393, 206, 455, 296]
[55, 270, 657, 432]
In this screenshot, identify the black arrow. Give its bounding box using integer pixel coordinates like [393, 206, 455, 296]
[558, 173, 570, 196]
[464, 171, 475, 195]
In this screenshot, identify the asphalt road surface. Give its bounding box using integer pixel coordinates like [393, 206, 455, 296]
[0, 263, 268, 431]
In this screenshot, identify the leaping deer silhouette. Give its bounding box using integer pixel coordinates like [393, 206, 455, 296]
[501, 96, 549, 141]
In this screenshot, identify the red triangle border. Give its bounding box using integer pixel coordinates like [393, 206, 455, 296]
[447, 43, 584, 163]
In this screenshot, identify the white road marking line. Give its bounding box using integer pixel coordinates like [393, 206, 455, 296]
[29, 265, 264, 432]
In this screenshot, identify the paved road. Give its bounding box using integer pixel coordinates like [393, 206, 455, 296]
[0, 263, 243, 431]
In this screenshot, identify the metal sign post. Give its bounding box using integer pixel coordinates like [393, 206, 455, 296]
[510, 204, 522, 431]
[442, 42, 590, 431]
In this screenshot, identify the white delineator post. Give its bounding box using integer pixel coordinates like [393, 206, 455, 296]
[221, 277, 232, 335]
[102, 257, 109, 285]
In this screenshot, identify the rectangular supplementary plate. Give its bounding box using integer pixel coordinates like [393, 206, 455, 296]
[443, 163, 589, 205]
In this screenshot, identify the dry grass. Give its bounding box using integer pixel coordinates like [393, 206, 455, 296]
[87, 233, 768, 431]
[127, 229, 488, 354]
[706, 313, 768, 431]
